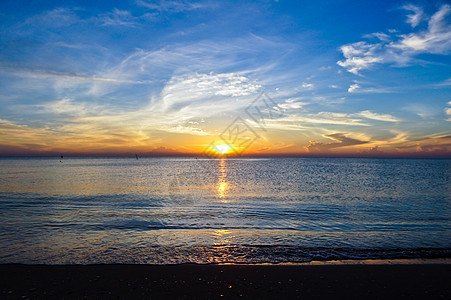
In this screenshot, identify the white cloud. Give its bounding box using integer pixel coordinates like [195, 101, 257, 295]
[137, 0, 209, 12]
[348, 83, 360, 93]
[297, 112, 369, 126]
[363, 32, 391, 41]
[106, 35, 285, 83]
[402, 4, 424, 28]
[277, 97, 307, 110]
[0, 67, 144, 84]
[38, 98, 100, 117]
[445, 104, 451, 121]
[301, 82, 314, 89]
[99, 9, 140, 27]
[394, 5, 451, 53]
[337, 5, 451, 74]
[161, 73, 260, 111]
[153, 72, 262, 126]
[356, 110, 400, 122]
[21, 8, 79, 28]
[403, 103, 438, 118]
[338, 42, 383, 75]
[436, 78, 451, 86]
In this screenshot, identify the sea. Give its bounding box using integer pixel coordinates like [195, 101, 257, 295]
[0, 157, 449, 264]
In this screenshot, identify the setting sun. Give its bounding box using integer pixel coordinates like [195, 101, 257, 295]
[214, 144, 233, 155]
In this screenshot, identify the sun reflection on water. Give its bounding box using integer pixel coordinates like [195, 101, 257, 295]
[217, 158, 228, 200]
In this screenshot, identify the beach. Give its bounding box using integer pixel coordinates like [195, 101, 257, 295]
[1, 262, 450, 299]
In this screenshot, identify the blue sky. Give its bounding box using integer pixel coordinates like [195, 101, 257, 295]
[0, 0, 450, 156]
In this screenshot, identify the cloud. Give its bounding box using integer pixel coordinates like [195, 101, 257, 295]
[99, 9, 140, 27]
[26, 72, 262, 145]
[337, 42, 383, 75]
[21, 8, 79, 28]
[137, 0, 209, 12]
[436, 78, 451, 86]
[337, 5, 451, 74]
[356, 110, 400, 122]
[301, 82, 314, 89]
[348, 83, 360, 92]
[160, 73, 261, 113]
[395, 134, 451, 155]
[393, 5, 451, 54]
[263, 112, 370, 131]
[363, 32, 391, 42]
[38, 98, 101, 117]
[0, 67, 146, 84]
[358, 145, 385, 156]
[306, 133, 368, 152]
[402, 4, 424, 28]
[0, 118, 28, 131]
[403, 103, 438, 118]
[105, 35, 287, 83]
[446, 102, 451, 121]
[277, 97, 307, 110]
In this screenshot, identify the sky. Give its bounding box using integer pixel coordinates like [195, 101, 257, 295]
[0, 0, 450, 157]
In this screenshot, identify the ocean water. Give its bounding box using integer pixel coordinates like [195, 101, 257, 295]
[0, 157, 449, 264]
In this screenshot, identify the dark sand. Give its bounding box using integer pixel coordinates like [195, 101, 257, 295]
[1, 263, 450, 299]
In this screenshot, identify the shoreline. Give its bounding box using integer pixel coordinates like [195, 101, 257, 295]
[1, 261, 449, 299]
[3, 257, 450, 266]
[219, 258, 451, 265]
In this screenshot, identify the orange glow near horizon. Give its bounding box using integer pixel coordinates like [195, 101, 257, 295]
[0, 127, 450, 158]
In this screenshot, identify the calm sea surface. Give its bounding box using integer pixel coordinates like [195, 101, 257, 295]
[0, 157, 449, 264]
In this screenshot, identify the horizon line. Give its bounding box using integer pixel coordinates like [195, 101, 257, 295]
[1, 154, 450, 159]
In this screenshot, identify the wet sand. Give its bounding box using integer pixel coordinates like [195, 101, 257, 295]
[1, 263, 450, 299]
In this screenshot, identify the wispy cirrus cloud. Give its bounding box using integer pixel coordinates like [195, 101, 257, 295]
[402, 103, 439, 118]
[20, 8, 79, 28]
[356, 110, 400, 122]
[102, 35, 288, 84]
[262, 112, 370, 131]
[338, 4, 451, 74]
[136, 0, 211, 12]
[402, 4, 424, 28]
[158, 72, 261, 117]
[0, 67, 147, 84]
[99, 9, 141, 27]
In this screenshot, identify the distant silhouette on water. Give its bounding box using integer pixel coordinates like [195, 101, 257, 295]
[60, 155, 63, 163]
[135, 154, 139, 160]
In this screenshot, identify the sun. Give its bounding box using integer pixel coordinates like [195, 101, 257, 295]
[215, 143, 233, 154]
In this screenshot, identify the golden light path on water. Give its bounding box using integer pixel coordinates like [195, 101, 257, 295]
[217, 158, 228, 201]
[213, 158, 232, 256]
